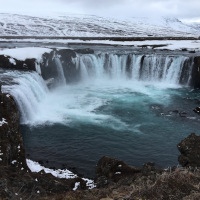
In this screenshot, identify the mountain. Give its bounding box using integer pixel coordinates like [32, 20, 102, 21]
[0, 13, 199, 37]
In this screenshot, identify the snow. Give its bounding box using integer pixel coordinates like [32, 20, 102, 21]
[26, 159, 96, 189]
[0, 47, 52, 61]
[0, 13, 199, 37]
[11, 160, 17, 164]
[0, 118, 7, 126]
[9, 58, 16, 65]
[73, 182, 80, 191]
[26, 159, 77, 179]
[1, 38, 199, 51]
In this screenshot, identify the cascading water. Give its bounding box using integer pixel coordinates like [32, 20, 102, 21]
[70, 53, 192, 87]
[1, 51, 199, 177]
[1, 70, 48, 124]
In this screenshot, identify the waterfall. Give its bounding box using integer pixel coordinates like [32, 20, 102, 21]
[0, 51, 194, 124]
[73, 53, 192, 85]
[54, 57, 67, 85]
[2, 70, 48, 124]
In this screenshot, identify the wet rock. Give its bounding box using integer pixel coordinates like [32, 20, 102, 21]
[191, 56, 200, 89]
[178, 133, 200, 167]
[40, 49, 80, 84]
[193, 106, 200, 114]
[75, 48, 94, 54]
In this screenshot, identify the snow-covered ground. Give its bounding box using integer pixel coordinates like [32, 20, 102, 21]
[0, 13, 199, 37]
[0, 40, 199, 52]
[0, 47, 52, 61]
[0, 118, 7, 126]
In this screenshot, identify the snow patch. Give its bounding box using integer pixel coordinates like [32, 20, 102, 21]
[26, 159, 77, 179]
[0, 47, 52, 61]
[73, 182, 80, 191]
[11, 160, 17, 164]
[9, 57, 16, 65]
[26, 159, 96, 189]
[0, 118, 8, 126]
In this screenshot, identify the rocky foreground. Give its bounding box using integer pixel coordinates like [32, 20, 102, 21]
[1, 91, 200, 200]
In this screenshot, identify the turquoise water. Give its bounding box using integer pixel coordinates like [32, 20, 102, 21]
[21, 80, 200, 177]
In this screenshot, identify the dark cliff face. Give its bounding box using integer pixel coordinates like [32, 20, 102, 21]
[0, 93, 27, 170]
[191, 56, 200, 89]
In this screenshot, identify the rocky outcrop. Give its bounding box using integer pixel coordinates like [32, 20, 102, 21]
[178, 133, 200, 167]
[191, 56, 200, 89]
[96, 156, 141, 186]
[0, 93, 27, 170]
[0, 55, 36, 71]
[40, 49, 81, 84]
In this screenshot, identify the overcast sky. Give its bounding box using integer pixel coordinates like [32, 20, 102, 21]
[0, 0, 200, 22]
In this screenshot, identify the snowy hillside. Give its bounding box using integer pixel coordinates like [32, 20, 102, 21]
[0, 13, 199, 37]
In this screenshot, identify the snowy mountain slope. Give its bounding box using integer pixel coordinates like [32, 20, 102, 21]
[0, 13, 199, 37]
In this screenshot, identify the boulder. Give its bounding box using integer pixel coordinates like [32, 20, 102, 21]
[96, 156, 141, 186]
[177, 133, 200, 167]
[193, 106, 200, 114]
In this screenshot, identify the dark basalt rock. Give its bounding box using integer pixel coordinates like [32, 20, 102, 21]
[95, 156, 141, 187]
[191, 56, 200, 89]
[75, 48, 94, 54]
[40, 49, 81, 84]
[0, 55, 36, 71]
[0, 93, 27, 170]
[193, 106, 200, 114]
[177, 133, 200, 167]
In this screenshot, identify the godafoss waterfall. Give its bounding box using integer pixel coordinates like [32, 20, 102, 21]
[1, 47, 200, 177]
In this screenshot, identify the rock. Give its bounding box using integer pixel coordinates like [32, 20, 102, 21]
[75, 48, 94, 54]
[40, 49, 80, 84]
[177, 133, 200, 167]
[0, 55, 36, 71]
[191, 56, 200, 89]
[0, 93, 27, 170]
[96, 156, 141, 186]
[193, 106, 200, 114]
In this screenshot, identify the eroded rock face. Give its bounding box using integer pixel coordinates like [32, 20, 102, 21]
[0, 93, 27, 170]
[178, 133, 200, 167]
